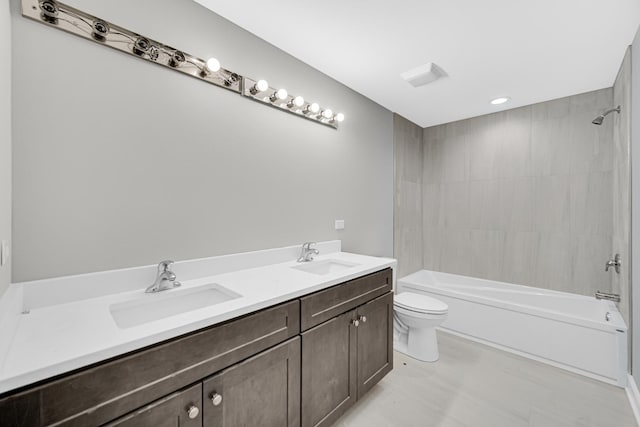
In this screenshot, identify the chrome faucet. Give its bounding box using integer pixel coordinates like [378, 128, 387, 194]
[146, 260, 181, 293]
[605, 254, 621, 274]
[595, 291, 621, 302]
[297, 242, 319, 262]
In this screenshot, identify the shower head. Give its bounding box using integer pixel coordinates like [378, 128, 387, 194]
[592, 105, 621, 125]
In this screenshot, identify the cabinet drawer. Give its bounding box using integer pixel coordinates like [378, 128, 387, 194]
[104, 383, 202, 427]
[0, 300, 299, 427]
[300, 268, 391, 331]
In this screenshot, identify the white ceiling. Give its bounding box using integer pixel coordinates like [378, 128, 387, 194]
[195, 0, 640, 128]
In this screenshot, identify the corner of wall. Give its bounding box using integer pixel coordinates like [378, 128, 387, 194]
[393, 113, 424, 279]
[0, 0, 13, 296]
[629, 22, 640, 389]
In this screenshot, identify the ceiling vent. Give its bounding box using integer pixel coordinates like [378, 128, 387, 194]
[401, 62, 447, 87]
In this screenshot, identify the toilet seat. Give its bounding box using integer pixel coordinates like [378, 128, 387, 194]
[394, 292, 448, 315]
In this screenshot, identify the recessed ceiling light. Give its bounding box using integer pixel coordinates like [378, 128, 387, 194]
[490, 97, 510, 105]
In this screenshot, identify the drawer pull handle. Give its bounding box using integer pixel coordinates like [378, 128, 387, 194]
[186, 405, 200, 419]
[210, 392, 223, 406]
[351, 319, 360, 327]
[359, 315, 367, 323]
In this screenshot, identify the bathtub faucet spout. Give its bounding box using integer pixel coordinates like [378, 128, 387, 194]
[595, 291, 620, 303]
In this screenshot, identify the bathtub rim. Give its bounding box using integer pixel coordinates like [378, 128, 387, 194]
[398, 271, 626, 333]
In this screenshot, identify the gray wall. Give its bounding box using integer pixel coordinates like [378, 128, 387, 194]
[612, 48, 632, 328]
[0, 0, 11, 295]
[421, 89, 614, 297]
[11, 0, 393, 282]
[393, 114, 423, 278]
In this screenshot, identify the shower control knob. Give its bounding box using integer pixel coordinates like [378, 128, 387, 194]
[186, 405, 199, 419]
[351, 319, 360, 327]
[210, 393, 223, 406]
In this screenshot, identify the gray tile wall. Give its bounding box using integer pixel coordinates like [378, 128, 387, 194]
[612, 48, 632, 327]
[393, 114, 424, 278]
[422, 89, 615, 297]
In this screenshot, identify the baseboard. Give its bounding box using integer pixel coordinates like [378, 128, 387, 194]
[626, 374, 640, 427]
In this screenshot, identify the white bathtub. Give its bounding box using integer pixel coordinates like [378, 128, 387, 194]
[397, 270, 628, 386]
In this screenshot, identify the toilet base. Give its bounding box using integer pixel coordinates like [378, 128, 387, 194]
[393, 325, 440, 362]
[408, 327, 439, 362]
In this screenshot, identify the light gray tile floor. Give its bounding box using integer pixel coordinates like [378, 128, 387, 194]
[337, 331, 637, 427]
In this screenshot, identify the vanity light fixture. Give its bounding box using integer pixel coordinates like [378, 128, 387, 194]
[243, 78, 340, 128]
[490, 97, 510, 105]
[22, 0, 343, 129]
[249, 79, 269, 95]
[269, 88, 288, 103]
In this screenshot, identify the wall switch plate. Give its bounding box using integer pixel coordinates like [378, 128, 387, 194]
[335, 220, 345, 230]
[0, 240, 8, 267]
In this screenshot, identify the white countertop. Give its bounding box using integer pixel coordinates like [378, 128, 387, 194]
[0, 241, 396, 394]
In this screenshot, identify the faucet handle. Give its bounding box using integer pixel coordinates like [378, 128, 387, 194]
[303, 242, 316, 249]
[158, 260, 174, 272]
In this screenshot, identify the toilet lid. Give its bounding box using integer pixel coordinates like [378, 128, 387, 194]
[395, 292, 448, 314]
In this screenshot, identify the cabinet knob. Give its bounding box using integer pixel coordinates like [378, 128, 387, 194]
[351, 319, 360, 327]
[210, 392, 223, 406]
[186, 405, 199, 419]
[359, 315, 367, 323]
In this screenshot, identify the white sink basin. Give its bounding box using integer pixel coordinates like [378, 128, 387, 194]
[292, 259, 360, 276]
[110, 283, 241, 329]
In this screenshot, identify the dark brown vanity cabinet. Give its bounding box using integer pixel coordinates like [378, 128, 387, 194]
[300, 270, 393, 427]
[0, 267, 393, 427]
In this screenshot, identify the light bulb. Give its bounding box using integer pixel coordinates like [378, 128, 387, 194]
[309, 103, 320, 113]
[271, 88, 288, 102]
[287, 95, 305, 109]
[335, 113, 345, 122]
[206, 57, 220, 73]
[250, 79, 269, 95]
[257, 80, 269, 92]
[322, 109, 333, 119]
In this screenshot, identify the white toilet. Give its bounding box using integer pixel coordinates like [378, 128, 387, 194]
[393, 292, 449, 362]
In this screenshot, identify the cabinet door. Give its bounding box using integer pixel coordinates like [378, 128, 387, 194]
[301, 310, 357, 427]
[104, 383, 202, 427]
[356, 292, 394, 399]
[202, 337, 300, 427]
